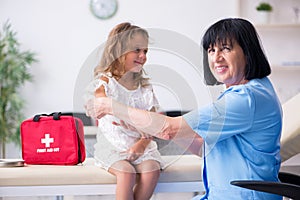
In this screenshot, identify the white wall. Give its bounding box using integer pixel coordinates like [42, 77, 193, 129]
[239, 0, 300, 66]
[238, 0, 300, 103]
[1, 0, 300, 117]
[0, 0, 239, 117]
[1, 0, 300, 158]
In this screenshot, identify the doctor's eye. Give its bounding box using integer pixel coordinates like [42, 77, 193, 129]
[221, 44, 232, 53]
[207, 47, 215, 54]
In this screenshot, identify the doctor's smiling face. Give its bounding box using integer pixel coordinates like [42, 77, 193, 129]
[207, 39, 247, 88]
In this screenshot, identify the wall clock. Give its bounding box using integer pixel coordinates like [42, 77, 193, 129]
[90, 0, 118, 20]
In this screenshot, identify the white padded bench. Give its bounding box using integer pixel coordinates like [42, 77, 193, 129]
[0, 155, 204, 197]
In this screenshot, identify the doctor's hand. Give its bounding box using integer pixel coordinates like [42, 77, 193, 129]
[85, 97, 112, 119]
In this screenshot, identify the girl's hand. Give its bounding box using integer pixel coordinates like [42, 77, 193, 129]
[120, 138, 151, 161]
[112, 120, 136, 131]
[120, 143, 144, 162]
[85, 97, 112, 119]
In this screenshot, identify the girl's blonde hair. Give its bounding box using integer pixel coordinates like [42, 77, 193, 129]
[94, 22, 149, 86]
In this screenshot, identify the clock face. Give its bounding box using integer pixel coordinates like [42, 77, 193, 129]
[90, 0, 118, 20]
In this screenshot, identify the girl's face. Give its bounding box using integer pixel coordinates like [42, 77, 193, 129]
[207, 39, 247, 88]
[124, 33, 148, 73]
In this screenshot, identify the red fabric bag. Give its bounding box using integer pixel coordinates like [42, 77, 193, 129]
[20, 112, 86, 165]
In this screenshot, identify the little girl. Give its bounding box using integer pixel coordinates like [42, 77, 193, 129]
[90, 22, 164, 200]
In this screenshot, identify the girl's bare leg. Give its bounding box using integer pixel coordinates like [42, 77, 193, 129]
[109, 160, 137, 200]
[134, 160, 161, 200]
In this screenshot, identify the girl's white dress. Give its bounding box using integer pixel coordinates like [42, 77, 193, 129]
[90, 73, 164, 170]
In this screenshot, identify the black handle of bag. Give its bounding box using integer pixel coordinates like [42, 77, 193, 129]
[33, 112, 62, 122]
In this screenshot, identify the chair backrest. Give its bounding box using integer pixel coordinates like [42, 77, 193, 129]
[155, 110, 190, 155]
[63, 112, 94, 126]
[280, 92, 300, 162]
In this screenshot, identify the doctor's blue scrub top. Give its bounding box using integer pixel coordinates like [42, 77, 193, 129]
[184, 77, 282, 200]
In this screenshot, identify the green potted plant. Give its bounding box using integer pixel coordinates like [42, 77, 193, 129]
[256, 2, 273, 12]
[256, 2, 273, 24]
[0, 21, 37, 158]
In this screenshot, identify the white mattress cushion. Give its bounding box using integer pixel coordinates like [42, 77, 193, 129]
[280, 93, 300, 162]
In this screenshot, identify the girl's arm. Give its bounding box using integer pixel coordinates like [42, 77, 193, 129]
[124, 137, 152, 161]
[94, 76, 109, 97]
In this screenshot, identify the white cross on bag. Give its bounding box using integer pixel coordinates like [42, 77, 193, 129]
[41, 133, 54, 148]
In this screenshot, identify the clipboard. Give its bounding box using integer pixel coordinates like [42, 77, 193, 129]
[0, 159, 24, 167]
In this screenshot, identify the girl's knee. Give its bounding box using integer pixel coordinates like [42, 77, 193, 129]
[109, 160, 137, 174]
[136, 160, 161, 173]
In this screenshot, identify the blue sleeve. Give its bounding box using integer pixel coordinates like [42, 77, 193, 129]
[183, 87, 254, 144]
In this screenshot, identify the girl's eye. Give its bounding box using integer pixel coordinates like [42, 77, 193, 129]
[134, 48, 148, 54]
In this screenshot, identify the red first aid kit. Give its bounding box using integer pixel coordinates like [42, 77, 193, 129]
[20, 112, 86, 165]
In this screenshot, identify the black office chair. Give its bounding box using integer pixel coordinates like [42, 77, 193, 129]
[230, 172, 300, 199]
[63, 112, 94, 126]
[154, 110, 190, 155]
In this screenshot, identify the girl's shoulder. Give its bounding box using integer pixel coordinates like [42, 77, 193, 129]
[95, 72, 116, 84]
[95, 72, 112, 84]
[140, 83, 154, 92]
